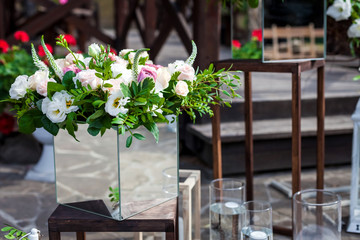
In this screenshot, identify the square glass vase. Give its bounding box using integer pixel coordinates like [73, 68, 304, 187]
[54, 123, 178, 220]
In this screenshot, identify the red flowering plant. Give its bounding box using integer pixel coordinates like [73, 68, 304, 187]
[0, 31, 37, 114]
[232, 29, 262, 59]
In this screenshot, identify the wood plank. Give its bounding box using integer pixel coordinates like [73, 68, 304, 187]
[211, 104, 222, 179]
[317, 66, 325, 190]
[48, 199, 177, 233]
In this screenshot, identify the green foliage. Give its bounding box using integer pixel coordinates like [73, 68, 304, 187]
[108, 186, 120, 203]
[0, 49, 37, 111]
[1, 225, 28, 240]
[232, 39, 262, 59]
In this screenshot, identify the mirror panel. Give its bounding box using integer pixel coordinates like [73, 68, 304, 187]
[262, 0, 326, 62]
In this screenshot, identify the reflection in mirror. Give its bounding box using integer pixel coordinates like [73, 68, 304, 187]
[262, 0, 326, 62]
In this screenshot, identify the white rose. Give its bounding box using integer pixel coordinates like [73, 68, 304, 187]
[168, 60, 185, 75]
[9, 75, 29, 100]
[326, 0, 351, 21]
[119, 69, 133, 85]
[88, 43, 101, 58]
[347, 19, 360, 38]
[82, 57, 93, 67]
[73, 69, 102, 89]
[177, 64, 195, 81]
[128, 52, 136, 64]
[103, 78, 125, 94]
[119, 49, 134, 57]
[36, 78, 56, 97]
[156, 67, 171, 89]
[111, 62, 128, 78]
[175, 81, 189, 97]
[55, 59, 70, 73]
[105, 91, 130, 116]
[65, 53, 84, 65]
[28, 70, 49, 90]
[41, 93, 67, 123]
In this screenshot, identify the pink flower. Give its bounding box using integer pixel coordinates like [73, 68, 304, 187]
[0, 39, 9, 53]
[73, 69, 102, 89]
[63, 34, 76, 46]
[14, 31, 29, 43]
[63, 64, 81, 74]
[251, 29, 262, 42]
[38, 44, 53, 57]
[36, 78, 56, 97]
[108, 52, 117, 61]
[232, 40, 241, 48]
[175, 81, 189, 97]
[146, 63, 162, 70]
[177, 64, 195, 81]
[59, 0, 68, 5]
[137, 66, 157, 82]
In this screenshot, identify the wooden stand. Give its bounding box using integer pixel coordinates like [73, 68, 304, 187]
[48, 198, 178, 240]
[213, 59, 325, 236]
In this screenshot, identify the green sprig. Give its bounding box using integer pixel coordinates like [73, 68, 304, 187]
[41, 36, 63, 79]
[31, 43, 48, 71]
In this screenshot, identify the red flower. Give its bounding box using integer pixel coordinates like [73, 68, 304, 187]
[38, 44, 53, 57]
[63, 34, 77, 46]
[251, 29, 262, 42]
[232, 40, 241, 49]
[109, 48, 117, 54]
[0, 113, 15, 135]
[0, 39, 9, 53]
[14, 31, 30, 43]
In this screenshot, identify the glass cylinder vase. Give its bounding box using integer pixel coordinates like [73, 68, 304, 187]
[293, 189, 341, 240]
[54, 123, 178, 220]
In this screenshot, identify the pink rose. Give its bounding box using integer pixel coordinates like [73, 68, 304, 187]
[177, 64, 195, 81]
[146, 63, 162, 70]
[137, 66, 157, 82]
[63, 64, 81, 74]
[73, 69, 102, 89]
[36, 78, 56, 97]
[175, 81, 189, 97]
[103, 78, 124, 94]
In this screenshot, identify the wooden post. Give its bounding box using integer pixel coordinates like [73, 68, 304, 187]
[317, 65, 325, 190]
[114, 0, 129, 50]
[144, 0, 156, 47]
[244, 72, 254, 201]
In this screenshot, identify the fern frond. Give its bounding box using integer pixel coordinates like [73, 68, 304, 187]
[185, 40, 197, 66]
[31, 43, 48, 71]
[132, 48, 149, 81]
[41, 36, 63, 79]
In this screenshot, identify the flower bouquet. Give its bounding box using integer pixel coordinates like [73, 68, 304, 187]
[4, 35, 240, 147]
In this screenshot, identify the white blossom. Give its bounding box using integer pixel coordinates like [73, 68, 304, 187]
[347, 19, 360, 38]
[41, 92, 67, 123]
[105, 91, 130, 116]
[327, 0, 351, 21]
[9, 75, 29, 100]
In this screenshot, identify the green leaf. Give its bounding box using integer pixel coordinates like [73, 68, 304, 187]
[18, 109, 43, 134]
[62, 71, 76, 89]
[92, 100, 106, 108]
[133, 133, 146, 140]
[4, 234, 15, 239]
[120, 83, 132, 98]
[87, 110, 104, 122]
[47, 82, 66, 98]
[353, 75, 360, 81]
[87, 126, 100, 136]
[126, 135, 133, 148]
[66, 112, 78, 140]
[1, 227, 12, 232]
[41, 116, 60, 135]
[144, 121, 159, 143]
[103, 83, 113, 88]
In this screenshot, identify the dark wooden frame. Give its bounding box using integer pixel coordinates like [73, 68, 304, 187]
[212, 59, 325, 236]
[48, 198, 178, 240]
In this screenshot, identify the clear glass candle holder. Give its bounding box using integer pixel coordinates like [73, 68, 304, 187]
[209, 178, 245, 240]
[241, 200, 273, 240]
[293, 189, 342, 240]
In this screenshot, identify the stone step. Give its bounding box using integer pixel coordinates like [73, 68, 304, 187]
[185, 115, 354, 175]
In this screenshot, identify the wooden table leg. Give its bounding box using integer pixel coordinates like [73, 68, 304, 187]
[244, 71, 254, 201]
[212, 103, 222, 179]
[49, 231, 61, 240]
[76, 232, 85, 240]
[317, 65, 325, 190]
